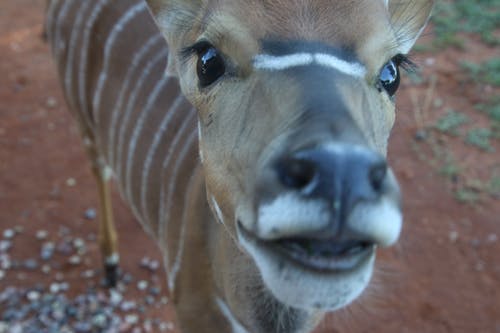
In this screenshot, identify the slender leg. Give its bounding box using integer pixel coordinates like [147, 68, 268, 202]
[92, 164, 120, 287]
[83, 131, 119, 288]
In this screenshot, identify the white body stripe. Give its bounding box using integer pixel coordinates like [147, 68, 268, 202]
[92, 2, 147, 121]
[140, 94, 184, 223]
[115, 49, 168, 179]
[45, 0, 60, 48]
[108, 34, 163, 167]
[157, 110, 196, 237]
[168, 168, 198, 291]
[159, 127, 196, 274]
[125, 74, 171, 206]
[53, 0, 74, 58]
[64, 0, 92, 111]
[78, 0, 110, 116]
[253, 53, 366, 77]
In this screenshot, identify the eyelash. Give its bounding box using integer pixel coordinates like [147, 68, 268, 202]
[180, 40, 213, 61]
[393, 54, 416, 73]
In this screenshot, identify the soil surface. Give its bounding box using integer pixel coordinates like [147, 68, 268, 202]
[1, 1, 499, 333]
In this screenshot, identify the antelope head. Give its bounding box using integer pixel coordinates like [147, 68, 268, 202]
[147, 0, 432, 312]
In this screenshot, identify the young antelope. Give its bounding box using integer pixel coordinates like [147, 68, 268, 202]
[46, 0, 433, 332]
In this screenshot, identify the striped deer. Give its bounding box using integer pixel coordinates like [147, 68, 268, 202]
[46, 0, 433, 332]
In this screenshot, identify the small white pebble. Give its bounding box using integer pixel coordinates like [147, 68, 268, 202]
[50, 283, 60, 293]
[36, 230, 48, 240]
[148, 260, 160, 271]
[137, 280, 148, 291]
[143, 320, 153, 333]
[46, 97, 57, 108]
[3, 229, 15, 239]
[59, 282, 70, 291]
[0, 241, 12, 252]
[0, 321, 8, 333]
[449, 231, 459, 243]
[69, 255, 81, 265]
[487, 233, 498, 243]
[159, 322, 174, 331]
[82, 269, 95, 279]
[140, 257, 150, 267]
[475, 261, 485, 272]
[41, 264, 51, 274]
[125, 314, 139, 325]
[26, 291, 40, 301]
[120, 301, 137, 312]
[109, 289, 123, 306]
[73, 238, 85, 249]
[66, 178, 77, 187]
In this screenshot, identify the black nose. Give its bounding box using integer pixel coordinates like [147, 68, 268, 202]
[276, 146, 387, 208]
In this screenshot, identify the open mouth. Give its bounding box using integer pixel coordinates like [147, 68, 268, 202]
[238, 221, 375, 273]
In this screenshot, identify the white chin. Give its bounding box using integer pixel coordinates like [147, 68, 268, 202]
[238, 229, 375, 311]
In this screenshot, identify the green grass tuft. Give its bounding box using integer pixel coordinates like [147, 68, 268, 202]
[431, 0, 500, 48]
[465, 128, 495, 152]
[462, 58, 500, 87]
[435, 110, 469, 135]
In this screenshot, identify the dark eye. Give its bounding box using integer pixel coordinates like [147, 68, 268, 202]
[378, 58, 401, 97]
[197, 46, 226, 87]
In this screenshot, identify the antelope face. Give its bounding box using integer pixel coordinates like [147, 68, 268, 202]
[148, 0, 432, 311]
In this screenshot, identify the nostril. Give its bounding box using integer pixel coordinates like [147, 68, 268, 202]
[278, 157, 317, 191]
[369, 162, 387, 192]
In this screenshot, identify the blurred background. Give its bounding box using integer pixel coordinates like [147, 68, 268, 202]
[0, 0, 499, 332]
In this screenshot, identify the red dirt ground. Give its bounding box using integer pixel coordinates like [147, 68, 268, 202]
[1, 1, 499, 332]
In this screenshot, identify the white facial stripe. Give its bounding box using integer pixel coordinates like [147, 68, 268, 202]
[197, 121, 204, 163]
[211, 196, 224, 224]
[215, 297, 250, 333]
[320, 142, 376, 157]
[253, 53, 313, 70]
[347, 197, 402, 247]
[253, 53, 366, 78]
[257, 193, 329, 240]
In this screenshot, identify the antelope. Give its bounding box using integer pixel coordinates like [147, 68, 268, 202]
[46, 0, 433, 332]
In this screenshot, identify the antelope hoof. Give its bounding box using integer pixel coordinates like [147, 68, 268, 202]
[104, 263, 119, 288]
[103, 253, 120, 288]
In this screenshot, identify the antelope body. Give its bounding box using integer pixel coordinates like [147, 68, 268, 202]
[46, 0, 433, 332]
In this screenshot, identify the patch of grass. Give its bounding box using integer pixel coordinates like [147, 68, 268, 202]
[435, 110, 469, 135]
[492, 122, 500, 140]
[465, 128, 495, 152]
[489, 176, 500, 197]
[476, 96, 500, 122]
[439, 158, 461, 180]
[431, 0, 500, 48]
[454, 188, 480, 204]
[462, 58, 500, 87]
